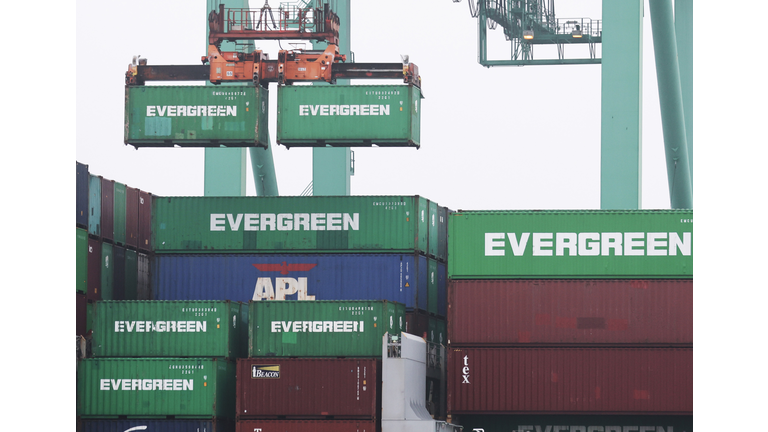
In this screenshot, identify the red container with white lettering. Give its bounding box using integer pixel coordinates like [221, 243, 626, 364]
[236, 419, 379, 432]
[448, 279, 692, 345]
[236, 358, 381, 419]
[447, 347, 692, 415]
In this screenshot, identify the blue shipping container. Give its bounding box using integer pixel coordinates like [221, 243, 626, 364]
[76, 162, 89, 227]
[88, 174, 102, 237]
[153, 254, 445, 315]
[78, 419, 232, 432]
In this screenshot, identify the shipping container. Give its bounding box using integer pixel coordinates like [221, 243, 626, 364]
[428, 201, 439, 258]
[437, 262, 447, 320]
[448, 279, 693, 345]
[77, 228, 88, 294]
[77, 161, 89, 227]
[77, 293, 87, 336]
[448, 210, 693, 279]
[429, 316, 447, 346]
[88, 174, 102, 237]
[101, 177, 115, 242]
[78, 418, 234, 432]
[152, 195, 433, 255]
[455, 414, 693, 432]
[101, 242, 114, 300]
[125, 85, 269, 148]
[405, 311, 429, 340]
[126, 186, 140, 249]
[113, 182, 127, 245]
[276, 84, 421, 148]
[88, 300, 246, 358]
[249, 300, 404, 357]
[113, 245, 126, 300]
[236, 419, 377, 432]
[77, 357, 235, 418]
[152, 253, 442, 315]
[236, 358, 381, 419]
[437, 207, 450, 262]
[138, 252, 151, 299]
[138, 190, 152, 251]
[447, 347, 693, 414]
[87, 238, 102, 301]
[125, 249, 139, 300]
[428, 258, 438, 315]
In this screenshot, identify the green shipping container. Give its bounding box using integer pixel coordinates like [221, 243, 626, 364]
[249, 300, 405, 357]
[88, 300, 246, 358]
[276, 84, 422, 148]
[77, 228, 88, 294]
[101, 243, 114, 300]
[77, 357, 235, 418]
[152, 195, 430, 254]
[124, 85, 269, 148]
[448, 210, 693, 279]
[124, 249, 138, 300]
[113, 182, 126, 245]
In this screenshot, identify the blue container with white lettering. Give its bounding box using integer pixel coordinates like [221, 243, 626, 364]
[77, 419, 234, 432]
[152, 253, 445, 316]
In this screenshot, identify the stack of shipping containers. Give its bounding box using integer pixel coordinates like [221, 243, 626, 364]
[445, 210, 693, 432]
[149, 195, 453, 424]
[76, 300, 244, 431]
[76, 162, 153, 339]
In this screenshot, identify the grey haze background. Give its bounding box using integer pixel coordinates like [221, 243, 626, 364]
[75, 0, 670, 211]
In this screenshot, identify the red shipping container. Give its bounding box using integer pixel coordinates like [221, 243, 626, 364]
[236, 358, 380, 419]
[236, 419, 378, 432]
[405, 310, 429, 340]
[448, 279, 692, 345]
[125, 186, 139, 249]
[138, 190, 152, 252]
[101, 178, 114, 242]
[447, 347, 693, 415]
[76, 293, 87, 336]
[86, 238, 102, 301]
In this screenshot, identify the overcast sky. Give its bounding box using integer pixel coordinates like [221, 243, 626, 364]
[74, 0, 676, 211]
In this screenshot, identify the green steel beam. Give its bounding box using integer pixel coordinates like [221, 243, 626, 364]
[600, 0, 643, 209]
[312, 0, 352, 196]
[675, 0, 693, 184]
[482, 59, 601, 66]
[649, 0, 692, 209]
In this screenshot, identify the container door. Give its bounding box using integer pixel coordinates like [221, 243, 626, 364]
[88, 175, 101, 237]
[113, 182, 126, 246]
[100, 243, 114, 300]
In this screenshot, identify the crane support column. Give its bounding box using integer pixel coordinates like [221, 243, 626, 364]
[312, 0, 352, 196]
[649, 0, 692, 209]
[600, 0, 643, 209]
[675, 0, 693, 184]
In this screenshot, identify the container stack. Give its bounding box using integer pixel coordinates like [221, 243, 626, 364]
[150, 195, 452, 419]
[76, 161, 152, 312]
[76, 300, 245, 431]
[236, 299, 404, 431]
[445, 210, 693, 432]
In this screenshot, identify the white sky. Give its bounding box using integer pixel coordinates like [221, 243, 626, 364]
[73, 0, 672, 211]
[4, 1, 766, 430]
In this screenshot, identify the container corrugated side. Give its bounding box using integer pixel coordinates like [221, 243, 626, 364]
[236, 358, 380, 419]
[125, 85, 269, 148]
[78, 419, 234, 432]
[113, 182, 127, 245]
[447, 347, 692, 414]
[138, 252, 151, 300]
[77, 228, 88, 294]
[77, 162, 89, 227]
[87, 238, 102, 301]
[138, 191, 152, 252]
[428, 201, 439, 258]
[88, 300, 245, 358]
[76, 358, 235, 418]
[77, 293, 87, 336]
[447, 279, 693, 345]
[152, 195, 430, 255]
[88, 175, 102, 237]
[125, 186, 139, 249]
[100, 242, 114, 300]
[101, 178, 115, 242]
[249, 300, 404, 357]
[236, 419, 378, 432]
[448, 210, 693, 278]
[113, 246, 126, 300]
[124, 249, 138, 300]
[276, 84, 421, 148]
[152, 253, 438, 314]
[455, 414, 693, 432]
